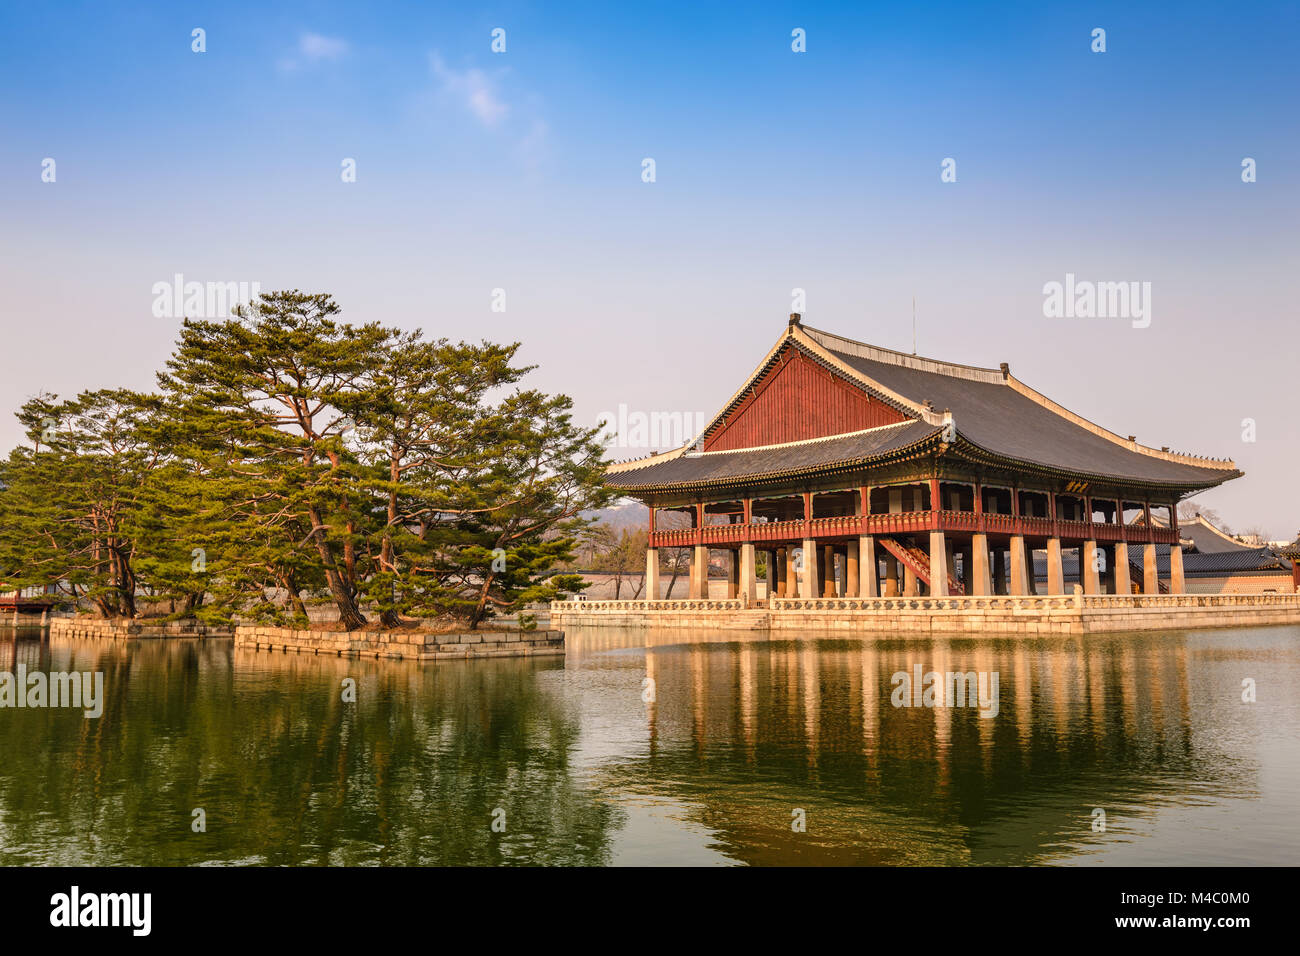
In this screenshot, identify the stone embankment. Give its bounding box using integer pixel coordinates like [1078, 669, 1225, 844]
[233, 624, 564, 661]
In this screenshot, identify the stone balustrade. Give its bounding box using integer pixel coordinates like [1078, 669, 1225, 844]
[550, 592, 1300, 635]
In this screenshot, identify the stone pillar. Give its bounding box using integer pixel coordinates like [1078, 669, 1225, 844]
[822, 545, 836, 597]
[1047, 538, 1065, 595]
[971, 533, 992, 596]
[903, 559, 919, 597]
[726, 550, 739, 599]
[884, 555, 899, 596]
[860, 536, 878, 597]
[765, 549, 777, 599]
[1169, 545, 1186, 594]
[739, 542, 757, 604]
[1009, 535, 1027, 594]
[801, 538, 819, 599]
[1081, 540, 1101, 595]
[645, 548, 660, 601]
[992, 547, 1007, 594]
[784, 546, 797, 597]
[690, 545, 708, 598]
[929, 531, 949, 597]
[1113, 541, 1131, 594]
[1143, 543, 1158, 594]
[846, 539, 860, 597]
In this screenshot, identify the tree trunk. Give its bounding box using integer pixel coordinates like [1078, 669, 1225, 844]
[306, 506, 367, 629]
[378, 465, 401, 628]
[469, 570, 496, 630]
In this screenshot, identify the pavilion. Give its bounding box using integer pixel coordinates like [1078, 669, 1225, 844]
[605, 315, 1242, 603]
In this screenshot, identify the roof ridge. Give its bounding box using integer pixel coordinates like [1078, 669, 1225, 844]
[604, 445, 685, 475]
[694, 419, 923, 457]
[1189, 513, 1248, 546]
[802, 324, 1006, 384]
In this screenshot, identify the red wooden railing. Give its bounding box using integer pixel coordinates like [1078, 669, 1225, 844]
[648, 511, 1180, 548]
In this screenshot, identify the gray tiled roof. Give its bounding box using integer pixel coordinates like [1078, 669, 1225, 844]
[1031, 545, 1290, 578]
[825, 346, 1230, 485]
[1173, 517, 1261, 553]
[606, 421, 938, 490]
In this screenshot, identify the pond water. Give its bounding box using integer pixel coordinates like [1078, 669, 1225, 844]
[1, 623, 1297, 865]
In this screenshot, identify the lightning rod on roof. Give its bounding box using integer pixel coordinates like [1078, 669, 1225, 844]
[912, 296, 917, 355]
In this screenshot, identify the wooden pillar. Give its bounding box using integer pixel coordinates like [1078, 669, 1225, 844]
[1046, 538, 1064, 594]
[1009, 535, 1028, 595]
[1081, 540, 1101, 595]
[739, 542, 757, 603]
[777, 547, 789, 597]
[726, 550, 739, 599]
[1143, 543, 1158, 594]
[1113, 541, 1131, 594]
[645, 548, 660, 601]
[846, 539, 860, 597]
[885, 555, 899, 596]
[1169, 545, 1186, 594]
[822, 545, 836, 597]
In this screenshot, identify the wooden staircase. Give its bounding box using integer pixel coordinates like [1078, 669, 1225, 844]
[1128, 560, 1169, 593]
[878, 537, 965, 596]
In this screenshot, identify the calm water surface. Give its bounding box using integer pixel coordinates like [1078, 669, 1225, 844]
[1, 624, 1297, 866]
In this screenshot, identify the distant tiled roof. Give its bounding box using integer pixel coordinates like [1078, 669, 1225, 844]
[1032, 544, 1290, 578]
[1171, 514, 1262, 553]
[605, 420, 938, 491]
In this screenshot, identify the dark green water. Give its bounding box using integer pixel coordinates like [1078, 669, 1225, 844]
[1, 624, 1297, 866]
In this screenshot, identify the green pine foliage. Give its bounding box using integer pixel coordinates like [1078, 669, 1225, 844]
[0, 291, 610, 630]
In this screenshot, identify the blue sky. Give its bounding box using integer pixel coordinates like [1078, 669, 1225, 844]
[1, 1, 1297, 535]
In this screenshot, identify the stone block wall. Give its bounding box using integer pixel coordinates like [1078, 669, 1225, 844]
[233, 625, 565, 661]
[49, 617, 233, 640]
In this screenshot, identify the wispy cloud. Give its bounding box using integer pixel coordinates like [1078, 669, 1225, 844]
[429, 53, 508, 127]
[300, 32, 349, 60]
[278, 32, 350, 73]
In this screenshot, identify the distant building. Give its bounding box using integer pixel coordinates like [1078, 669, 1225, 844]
[1033, 513, 1295, 594]
[1278, 534, 1300, 593]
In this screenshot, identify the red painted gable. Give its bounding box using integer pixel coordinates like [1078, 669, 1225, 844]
[702, 347, 910, 452]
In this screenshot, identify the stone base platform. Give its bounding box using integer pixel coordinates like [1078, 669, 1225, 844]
[234, 625, 565, 661]
[49, 617, 233, 640]
[551, 593, 1300, 636]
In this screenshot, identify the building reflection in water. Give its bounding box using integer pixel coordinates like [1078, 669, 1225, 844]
[580, 625, 1286, 865]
